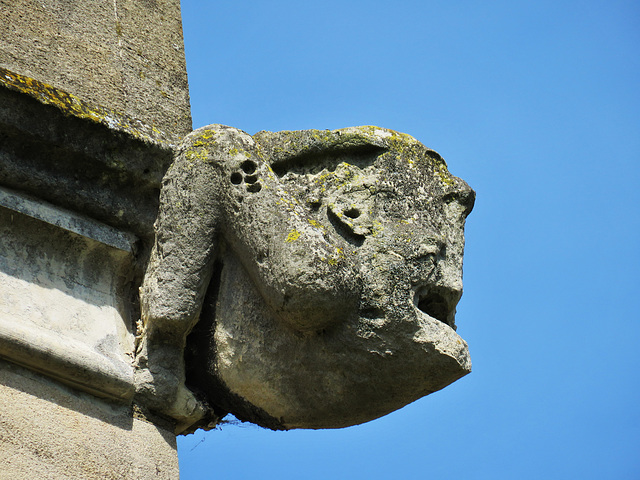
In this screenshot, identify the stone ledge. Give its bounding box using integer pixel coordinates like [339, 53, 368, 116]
[0, 67, 178, 148]
[0, 185, 138, 253]
[0, 317, 134, 402]
[0, 69, 175, 241]
[0, 191, 138, 402]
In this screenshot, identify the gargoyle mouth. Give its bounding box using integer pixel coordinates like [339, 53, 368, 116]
[413, 287, 460, 329]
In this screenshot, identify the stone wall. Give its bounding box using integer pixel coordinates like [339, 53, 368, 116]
[0, 1, 189, 477]
[0, 361, 178, 479]
[0, 0, 191, 140]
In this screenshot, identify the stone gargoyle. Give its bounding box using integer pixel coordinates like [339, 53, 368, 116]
[135, 125, 475, 433]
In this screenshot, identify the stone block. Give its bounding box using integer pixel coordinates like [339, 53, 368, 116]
[0, 186, 136, 400]
[0, 0, 191, 139]
[0, 360, 178, 480]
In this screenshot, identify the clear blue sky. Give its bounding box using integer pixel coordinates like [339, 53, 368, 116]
[177, 1, 639, 478]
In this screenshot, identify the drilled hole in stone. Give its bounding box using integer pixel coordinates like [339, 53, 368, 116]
[245, 174, 258, 184]
[241, 160, 257, 174]
[343, 207, 361, 219]
[230, 172, 243, 184]
[247, 182, 262, 193]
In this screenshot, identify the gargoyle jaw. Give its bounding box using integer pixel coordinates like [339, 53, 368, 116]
[413, 285, 462, 330]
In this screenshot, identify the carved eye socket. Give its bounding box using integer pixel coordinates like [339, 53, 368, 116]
[326, 207, 365, 247]
[343, 207, 361, 219]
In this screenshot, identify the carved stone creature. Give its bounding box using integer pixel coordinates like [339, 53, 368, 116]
[137, 125, 474, 432]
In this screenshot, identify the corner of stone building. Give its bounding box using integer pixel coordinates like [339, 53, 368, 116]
[0, 1, 193, 477]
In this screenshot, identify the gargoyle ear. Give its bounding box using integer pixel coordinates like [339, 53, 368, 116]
[253, 127, 389, 177]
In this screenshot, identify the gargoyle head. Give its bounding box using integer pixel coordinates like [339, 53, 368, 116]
[175, 126, 475, 430]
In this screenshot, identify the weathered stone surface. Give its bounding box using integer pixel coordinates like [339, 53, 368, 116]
[0, 0, 191, 140]
[139, 125, 475, 431]
[0, 2, 190, 474]
[0, 69, 175, 241]
[0, 188, 136, 401]
[0, 360, 178, 480]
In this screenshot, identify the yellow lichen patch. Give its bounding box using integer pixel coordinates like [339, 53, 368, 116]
[307, 218, 325, 230]
[285, 229, 301, 243]
[371, 220, 384, 237]
[185, 147, 209, 162]
[325, 246, 346, 265]
[277, 195, 300, 212]
[314, 170, 336, 184]
[0, 67, 171, 147]
[310, 131, 334, 146]
[437, 163, 455, 186]
[200, 129, 215, 140]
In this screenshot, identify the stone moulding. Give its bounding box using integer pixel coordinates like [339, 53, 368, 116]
[0, 187, 138, 401]
[0, 68, 174, 420]
[0, 186, 138, 254]
[0, 68, 175, 241]
[0, 318, 134, 401]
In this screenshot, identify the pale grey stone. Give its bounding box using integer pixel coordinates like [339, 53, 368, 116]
[0, 360, 179, 480]
[139, 125, 475, 432]
[0, 199, 136, 401]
